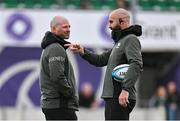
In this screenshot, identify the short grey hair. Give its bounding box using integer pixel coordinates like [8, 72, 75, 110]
[50, 16, 62, 28]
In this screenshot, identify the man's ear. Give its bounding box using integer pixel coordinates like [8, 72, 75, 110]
[51, 26, 56, 33]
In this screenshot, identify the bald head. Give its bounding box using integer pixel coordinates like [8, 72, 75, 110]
[50, 16, 71, 39]
[110, 8, 130, 19]
[50, 16, 69, 28]
[108, 8, 130, 30]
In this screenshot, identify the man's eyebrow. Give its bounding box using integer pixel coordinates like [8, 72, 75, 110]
[61, 24, 70, 27]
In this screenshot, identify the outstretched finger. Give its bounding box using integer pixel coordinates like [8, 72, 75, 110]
[64, 44, 73, 47]
[65, 44, 80, 49]
[70, 48, 79, 51]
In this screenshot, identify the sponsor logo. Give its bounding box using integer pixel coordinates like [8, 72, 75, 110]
[116, 43, 121, 48]
[49, 56, 65, 63]
[0, 47, 104, 108]
[6, 12, 33, 41]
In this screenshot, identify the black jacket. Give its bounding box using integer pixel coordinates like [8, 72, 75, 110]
[39, 31, 78, 110]
[81, 25, 143, 100]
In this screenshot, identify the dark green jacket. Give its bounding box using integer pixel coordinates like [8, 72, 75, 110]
[39, 32, 78, 110]
[81, 26, 143, 100]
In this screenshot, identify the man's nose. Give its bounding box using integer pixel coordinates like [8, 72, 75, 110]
[67, 28, 70, 32]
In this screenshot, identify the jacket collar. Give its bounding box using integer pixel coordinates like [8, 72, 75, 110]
[112, 25, 142, 43]
[41, 31, 70, 50]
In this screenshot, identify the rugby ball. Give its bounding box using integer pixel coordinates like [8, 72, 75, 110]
[112, 64, 129, 82]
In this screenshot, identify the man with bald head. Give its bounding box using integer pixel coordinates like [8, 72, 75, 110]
[66, 8, 143, 120]
[39, 16, 78, 120]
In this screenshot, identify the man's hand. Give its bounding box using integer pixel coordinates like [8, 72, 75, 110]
[119, 90, 129, 107]
[64, 44, 84, 55]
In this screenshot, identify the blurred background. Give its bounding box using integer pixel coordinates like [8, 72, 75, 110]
[0, 0, 180, 120]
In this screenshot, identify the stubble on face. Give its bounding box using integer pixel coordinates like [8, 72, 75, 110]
[60, 23, 70, 39]
[51, 16, 71, 39]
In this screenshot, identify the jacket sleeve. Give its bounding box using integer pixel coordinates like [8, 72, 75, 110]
[122, 36, 143, 91]
[81, 49, 112, 67]
[48, 45, 73, 98]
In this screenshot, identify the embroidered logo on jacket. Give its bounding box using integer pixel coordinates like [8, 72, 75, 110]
[49, 56, 65, 62]
[116, 43, 121, 48]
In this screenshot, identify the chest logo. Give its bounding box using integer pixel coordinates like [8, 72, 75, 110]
[116, 43, 121, 48]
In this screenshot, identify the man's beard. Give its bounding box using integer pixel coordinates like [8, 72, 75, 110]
[111, 27, 122, 43]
